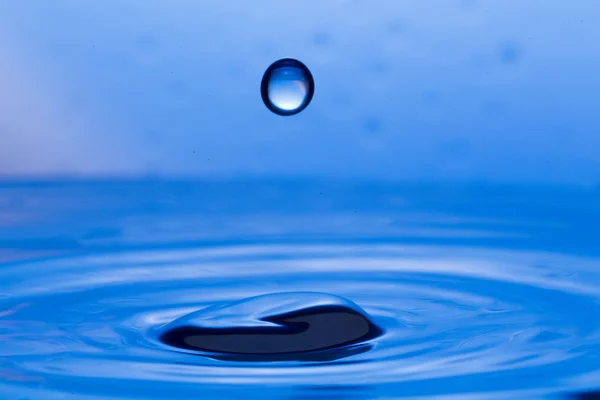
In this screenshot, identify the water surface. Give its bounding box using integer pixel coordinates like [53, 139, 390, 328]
[1, 180, 600, 399]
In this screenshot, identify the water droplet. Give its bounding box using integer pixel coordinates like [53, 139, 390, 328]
[261, 59, 315, 116]
[158, 292, 382, 361]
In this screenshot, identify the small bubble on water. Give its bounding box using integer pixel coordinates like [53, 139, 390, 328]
[261, 58, 314, 116]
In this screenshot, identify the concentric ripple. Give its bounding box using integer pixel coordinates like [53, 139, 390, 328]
[2, 244, 600, 399]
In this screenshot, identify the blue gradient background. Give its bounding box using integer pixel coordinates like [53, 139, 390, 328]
[1, 1, 599, 184]
[2, 3, 600, 399]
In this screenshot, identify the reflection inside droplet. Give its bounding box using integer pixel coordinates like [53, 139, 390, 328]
[261, 59, 314, 116]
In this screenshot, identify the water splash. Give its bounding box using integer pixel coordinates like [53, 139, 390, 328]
[2, 181, 600, 399]
[157, 292, 383, 361]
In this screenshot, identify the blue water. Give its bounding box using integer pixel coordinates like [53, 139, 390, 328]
[1, 180, 600, 399]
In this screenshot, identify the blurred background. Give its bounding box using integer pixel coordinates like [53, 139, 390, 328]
[1, 0, 599, 185]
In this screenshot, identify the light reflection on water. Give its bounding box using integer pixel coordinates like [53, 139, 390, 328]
[1, 180, 600, 399]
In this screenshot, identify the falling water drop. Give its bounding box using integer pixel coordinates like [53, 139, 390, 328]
[261, 58, 315, 116]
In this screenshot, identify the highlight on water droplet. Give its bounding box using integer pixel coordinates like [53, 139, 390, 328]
[261, 58, 315, 116]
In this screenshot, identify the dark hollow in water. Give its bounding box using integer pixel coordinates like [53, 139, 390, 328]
[565, 391, 600, 399]
[158, 292, 383, 361]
